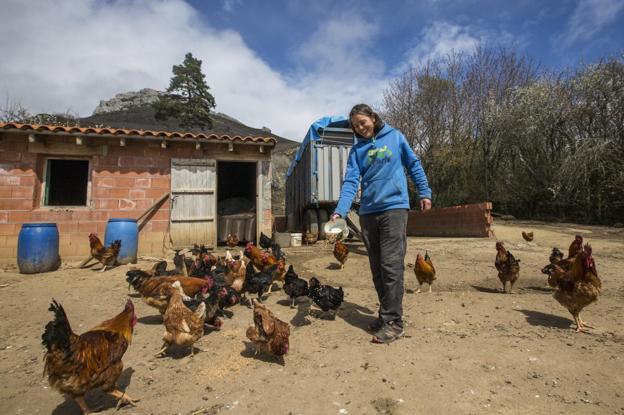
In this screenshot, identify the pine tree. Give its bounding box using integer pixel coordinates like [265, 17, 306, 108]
[154, 52, 216, 129]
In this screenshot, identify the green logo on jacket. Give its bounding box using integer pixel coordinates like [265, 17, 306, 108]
[366, 145, 393, 165]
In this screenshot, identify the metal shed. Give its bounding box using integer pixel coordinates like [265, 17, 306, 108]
[285, 116, 360, 238]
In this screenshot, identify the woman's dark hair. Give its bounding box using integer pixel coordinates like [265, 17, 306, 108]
[349, 103, 384, 133]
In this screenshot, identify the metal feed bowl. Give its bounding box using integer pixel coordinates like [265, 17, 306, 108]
[323, 218, 349, 241]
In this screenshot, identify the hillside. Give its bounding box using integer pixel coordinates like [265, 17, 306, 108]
[79, 92, 300, 215]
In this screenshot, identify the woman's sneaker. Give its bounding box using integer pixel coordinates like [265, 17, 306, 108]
[371, 321, 404, 344]
[367, 318, 384, 333]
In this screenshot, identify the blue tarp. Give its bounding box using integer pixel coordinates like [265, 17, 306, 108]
[286, 115, 349, 178]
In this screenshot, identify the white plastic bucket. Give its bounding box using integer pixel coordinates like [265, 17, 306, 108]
[290, 232, 302, 247]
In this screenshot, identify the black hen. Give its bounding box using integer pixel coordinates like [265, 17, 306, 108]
[549, 247, 564, 264]
[308, 277, 344, 319]
[271, 243, 285, 261]
[182, 286, 229, 329]
[218, 286, 240, 310]
[283, 265, 309, 308]
[244, 261, 274, 302]
[259, 232, 273, 250]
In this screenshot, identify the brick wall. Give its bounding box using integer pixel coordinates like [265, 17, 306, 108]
[0, 133, 273, 263]
[407, 202, 493, 237]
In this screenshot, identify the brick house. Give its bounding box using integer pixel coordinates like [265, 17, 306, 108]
[0, 122, 275, 263]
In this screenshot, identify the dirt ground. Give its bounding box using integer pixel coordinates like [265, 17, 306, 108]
[0, 220, 623, 415]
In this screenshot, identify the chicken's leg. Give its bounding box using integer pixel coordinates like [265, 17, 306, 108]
[100, 265, 107, 273]
[74, 396, 92, 414]
[290, 297, 296, 309]
[416, 284, 422, 294]
[109, 389, 139, 409]
[154, 342, 168, 357]
[429, 285, 432, 293]
[340, 263, 344, 271]
[579, 316, 594, 329]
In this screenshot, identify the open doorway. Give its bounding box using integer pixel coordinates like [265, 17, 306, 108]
[217, 161, 257, 246]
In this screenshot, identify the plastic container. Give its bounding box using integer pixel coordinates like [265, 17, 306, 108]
[290, 232, 302, 247]
[274, 232, 291, 248]
[17, 223, 60, 274]
[104, 218, 138, 264]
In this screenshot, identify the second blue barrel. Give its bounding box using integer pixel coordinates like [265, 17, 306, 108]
[17, 223, 61, 274]
[104, 218, 138, 264]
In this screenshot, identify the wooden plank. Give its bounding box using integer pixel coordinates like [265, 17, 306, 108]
[170, 158, 216, 248]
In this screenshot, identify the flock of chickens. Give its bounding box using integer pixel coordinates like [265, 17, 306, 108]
[41, 229, 600, 414]
[41, 232, 346, 413]
[412, 232, 602, 334]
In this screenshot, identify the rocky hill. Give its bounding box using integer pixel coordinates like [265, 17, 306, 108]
[82, 89, 300, 215]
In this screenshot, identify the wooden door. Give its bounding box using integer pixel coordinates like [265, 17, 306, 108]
[170, 158, 217, 248]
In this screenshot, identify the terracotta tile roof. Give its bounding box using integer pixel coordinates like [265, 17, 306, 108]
[0, 122, 276, 145]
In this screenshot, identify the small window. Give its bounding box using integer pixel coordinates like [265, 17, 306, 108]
[44, 159, 89, 206]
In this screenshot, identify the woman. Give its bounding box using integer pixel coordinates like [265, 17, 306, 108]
[331, 103, 432, 344]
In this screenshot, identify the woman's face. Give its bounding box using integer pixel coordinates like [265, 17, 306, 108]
[351, 114, 375, 139]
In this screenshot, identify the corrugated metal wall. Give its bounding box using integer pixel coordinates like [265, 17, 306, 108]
[285, 128, 354, 230]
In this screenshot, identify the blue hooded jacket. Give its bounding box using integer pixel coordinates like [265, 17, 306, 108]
[334, 123, 432, 218]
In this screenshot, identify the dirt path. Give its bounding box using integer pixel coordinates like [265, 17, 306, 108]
[0, 221, 623, 415]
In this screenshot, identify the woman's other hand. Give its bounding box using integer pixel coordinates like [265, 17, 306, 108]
[420, 198, 432, 212]
[330, 213, 341, 221]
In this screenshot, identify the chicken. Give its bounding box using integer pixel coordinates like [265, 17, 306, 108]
[283, 265, 309, 308]
[245, 299, 290, 356]
[549, 247, 565, 264]
[568, 235, 583, 259]
[414, 251, 436, 293]
[265, 257, 287, 295]
[183, 285, 230, 329]
[333, 240, 349, 270]
[304, 232, 318, 245]
[259, 232, 274, 250]
[258, 232, 285, 260]
[494, 242, 520, 294]
[88, 233, 121, 272]
[224, 258, 247, 293]
[42, 299, 138, 414]
[244, 242, 266, 270]
[243, 261, 274, 303]
[521, 231, 534, 242]
[173, 250, 192, 277]
[541, 263, 567, 288]
[308, 276, 344, 319]
[226, 233, 239, 248]
[552, 244, 601, 332]
[156, 281, 206, 357]
[125, 270, 213, 315]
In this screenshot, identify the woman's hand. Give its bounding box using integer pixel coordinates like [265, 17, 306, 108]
[330, 213, 341, 221]
[420, 198, 432, 212]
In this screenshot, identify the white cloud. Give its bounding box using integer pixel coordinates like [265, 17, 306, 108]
[403, 21, 481, 69]
[0, 0, 390, 140]
[555, 0, 624, 48]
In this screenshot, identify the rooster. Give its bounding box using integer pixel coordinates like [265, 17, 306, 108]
[42, 299, 138, 414]
[521, 231, 534, 242]
[88, 233, 121, 272]
[244, 242, 266, 270]
[494, 242, 520, 294]
[157, 281, 206, 357]
[333, 240, 349, 270]
[552, 244, 601, 332]
[308, 277, 344, 319]
[414, 251, 436, 293]
[283, 265, 309, 308]
[246, 299, 290, 356]
[568, 235, 583, 259]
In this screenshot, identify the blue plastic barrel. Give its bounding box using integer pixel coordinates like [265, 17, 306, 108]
[17, 223, 60, 274]
[104, 218, 138, 264]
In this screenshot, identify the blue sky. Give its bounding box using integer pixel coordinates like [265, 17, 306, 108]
[1, 0, 622, 139]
